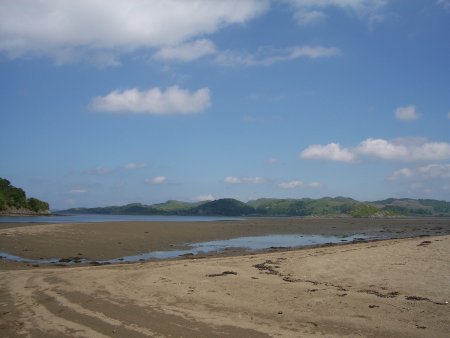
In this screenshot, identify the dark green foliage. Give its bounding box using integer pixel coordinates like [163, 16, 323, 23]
[189, 199, 255, 216]
[0, 178, 50, 213]
[27, 198, 50, 212]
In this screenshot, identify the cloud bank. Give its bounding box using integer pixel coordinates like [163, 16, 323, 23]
[0, 0, 269, 64]
[90, 86, 211, 115]
[301, 138, 450, 162]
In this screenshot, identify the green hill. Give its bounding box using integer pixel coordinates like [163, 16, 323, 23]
[372, 198, 450, 216]
[0, 178, 50, 215]
[189, 199, 255, 216]
[61, 197, 450, 217]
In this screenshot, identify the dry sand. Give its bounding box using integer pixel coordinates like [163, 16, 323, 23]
[0, 219, 449, 337]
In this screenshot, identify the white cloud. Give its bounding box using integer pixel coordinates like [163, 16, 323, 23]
[389, 168, 414, 181]
[123, 163, 146, 170]
[224, 176, 267, 184]
[153, 39, 216, 62]
[285, 0, 390, 26]
[90, 86, 211, 115]
[300, 143, 356, 162]
[308, 181, 324, 188]
[216, 45, 340, 67]
[294, 10, 327, 25]
[388, 164, 450, 198]
[395, 105, 421, 120]
[356, 138, 450, 161]
[266, 157, 280, 165]
[195, 194, 215, 202]
[417, 164, 450, 179]
[301, 138, 450, 163]
[356, 138, 409, 160]
[0, 0, 269, 65]
[69, 189, 88, 194]
[447, 111, 450, 119]
[278, 180, 304, 189]
[146, 176, 167, 185]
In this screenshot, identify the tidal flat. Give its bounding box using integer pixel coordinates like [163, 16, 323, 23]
[0, 218, 449, 337]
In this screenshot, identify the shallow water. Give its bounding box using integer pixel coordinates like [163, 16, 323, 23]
[0, 214, 244, 223]
[0, 233, 370, 265]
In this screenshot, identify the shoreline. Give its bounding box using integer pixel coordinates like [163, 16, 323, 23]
[1, 217, 449, 268]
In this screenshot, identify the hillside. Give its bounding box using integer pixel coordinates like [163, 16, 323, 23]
[61, 197, 450, 217]
[0, 178, 50, 215]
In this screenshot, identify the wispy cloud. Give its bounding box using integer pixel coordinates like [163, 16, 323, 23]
[389, 168, 414, 180]
[266, 157, 280, 165]
[301, 138, 450, 162]
[145, 176, 167, 185]
[308, 181, 323, 189]
[85, 166, 112, 175]
[224, 176, 267, 184]
[278, 180, 323, 189]
[195, 194, 215, 202]
[395, 105, 421, 121]
[123, 163, 146, 170]
[69, 189, 88, 194]
[294, 10, 327, 26]
[90, 86, 211, 115]
[278, 180, 304, 189]
[437, 0, 450, 11]
[285, 0, 391, 26]
[216, 45, 340, 67]
[153, 39, 216, 62]
[388, 164, 450, 197]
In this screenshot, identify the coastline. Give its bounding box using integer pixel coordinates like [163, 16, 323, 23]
[0, 234, 448, 337]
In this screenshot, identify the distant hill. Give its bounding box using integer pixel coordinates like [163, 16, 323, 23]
[0, 178, 50, 215]
[189, 198, 254, 216]
[61, 197, 450, 217]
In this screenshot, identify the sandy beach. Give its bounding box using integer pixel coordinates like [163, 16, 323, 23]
[0, 219, 449, 337]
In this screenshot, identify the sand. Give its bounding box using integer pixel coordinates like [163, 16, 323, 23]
[0, 219, 449, 337]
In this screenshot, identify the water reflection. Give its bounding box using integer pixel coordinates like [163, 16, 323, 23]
[0, 233, 369, 265]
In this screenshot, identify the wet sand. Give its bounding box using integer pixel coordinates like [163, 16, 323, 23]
[0, 217, 449, 262]
[0, 233, 449, 337]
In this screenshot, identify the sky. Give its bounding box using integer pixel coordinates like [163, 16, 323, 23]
[1, 0, 450, 209]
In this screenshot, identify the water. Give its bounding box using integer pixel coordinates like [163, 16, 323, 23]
[0, 233, 369, 265]
[0, 214, 244, 223]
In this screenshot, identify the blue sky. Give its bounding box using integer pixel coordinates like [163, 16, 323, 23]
[1, 0, 449, 209]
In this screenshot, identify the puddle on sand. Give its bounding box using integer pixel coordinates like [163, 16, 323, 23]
[0, 233, 370, 265]
[103, 233, 370, 263]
